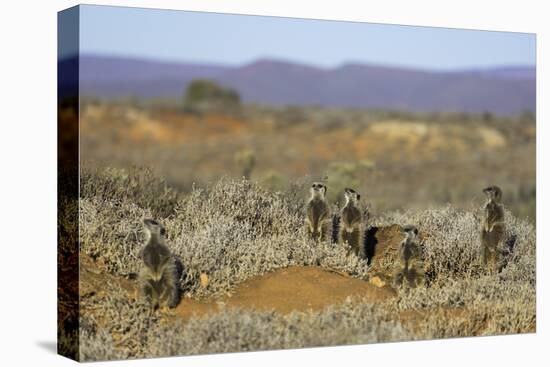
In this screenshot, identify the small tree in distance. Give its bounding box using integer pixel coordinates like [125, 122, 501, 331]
[184, 79, 241, 114]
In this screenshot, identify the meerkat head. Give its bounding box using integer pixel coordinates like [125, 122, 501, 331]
[402, 225, 419, 239]
[310, 182, 327, 199]
[483, 186, 503, 203]
[343, 188, 360, 205]
[143, 219, 166, 242]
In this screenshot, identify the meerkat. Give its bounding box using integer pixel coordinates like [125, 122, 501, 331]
[305, 182, 331, 242]
[338, 188, 364, 257]
[480, 185, 505, 272]
[394, 225, 425, 288]
[139, 219, 179, 309]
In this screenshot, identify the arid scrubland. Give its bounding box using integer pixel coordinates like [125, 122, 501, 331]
[80, 101, 536, 220]
[76, 167, 535, 361]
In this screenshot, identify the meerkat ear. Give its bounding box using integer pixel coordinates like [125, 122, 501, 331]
[357, 194, 361, 201]
[160, 227, 166, 236]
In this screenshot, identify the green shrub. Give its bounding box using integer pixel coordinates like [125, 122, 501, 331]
[184, 79, 240, 113]
[234, 149, 256, 179]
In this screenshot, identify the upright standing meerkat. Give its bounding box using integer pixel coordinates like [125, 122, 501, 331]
[139, 219, 179, 309]
[305, 182, 331, 242]
[394, 225, 425, 288]
[338, 188, 364, 257]
[480, 185, 505, 272]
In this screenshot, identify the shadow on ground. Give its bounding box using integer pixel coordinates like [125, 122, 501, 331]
[36, 340, 57, 354]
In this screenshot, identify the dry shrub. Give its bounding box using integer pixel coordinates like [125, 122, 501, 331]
[80, 172, 371, 298]
[80, 197, 150, 275]
[80, 292, 410, 361]
[78, 168, 536, 361]
[410, 296, 535, 340]
[79, 283, 160, 361]
[80, 328, 123, 362]
[80, 165, 179, 218]
[80, 285, 534, 361]
[374, 205, 535, 284]
[165, 178, 371, 297]
[152, 301, 410, 357]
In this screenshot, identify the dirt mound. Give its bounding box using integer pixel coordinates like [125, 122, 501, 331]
[211, 266, 394, 313]
[172, 266, 396, 320]
[80, 224, 409, 323]
[80, 255, 395, 322]
[174, 266, 395, 320]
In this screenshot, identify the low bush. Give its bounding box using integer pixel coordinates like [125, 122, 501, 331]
[78, 167, 536, 361]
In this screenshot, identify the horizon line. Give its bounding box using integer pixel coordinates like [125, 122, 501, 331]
[70, 52, 536, 74]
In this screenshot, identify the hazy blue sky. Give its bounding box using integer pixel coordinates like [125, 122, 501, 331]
[77, 4, 536, 70]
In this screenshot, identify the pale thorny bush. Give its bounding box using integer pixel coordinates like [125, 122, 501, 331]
[371, 204, 535, 337]
[80, 168, 534, 296]
[79, 283, 161, 362]
[80, 328, 124, 362]
[374, 206, 483, 282]
[80, 197, 150, 275]
[80, 165, 180, 218]
[499, 210, 536, 285]
[80, 292, 412, 361]
[80, 287, 534, 361]
[80, 173, 371, 297]
[166, 178, 370, 297]
[374, 205, 535, 284]
[410, 297, 535, 340]
[78, 168, 536, 361]
[396, 275, 535, 311]
[151, 301, 411, 357]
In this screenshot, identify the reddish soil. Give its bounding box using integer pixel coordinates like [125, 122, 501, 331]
[80, 255, 395, 322]
[226, 266, 395, 312]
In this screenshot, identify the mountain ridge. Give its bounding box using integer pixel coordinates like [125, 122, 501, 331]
[68, 54, 535, 114]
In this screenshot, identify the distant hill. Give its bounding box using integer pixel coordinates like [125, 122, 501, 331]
[70, 54, 535, 114]
[78, 55, 230, 99]
[455, 66, 536, 80]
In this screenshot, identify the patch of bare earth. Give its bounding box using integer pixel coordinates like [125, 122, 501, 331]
[207, 266, 395, 314]
[80, 224, 407, 325]
[81, 254, 395, 323]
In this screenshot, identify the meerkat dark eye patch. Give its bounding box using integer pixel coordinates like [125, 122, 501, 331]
[403, 225, 417, 234]
[144, 219, 156, 226]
